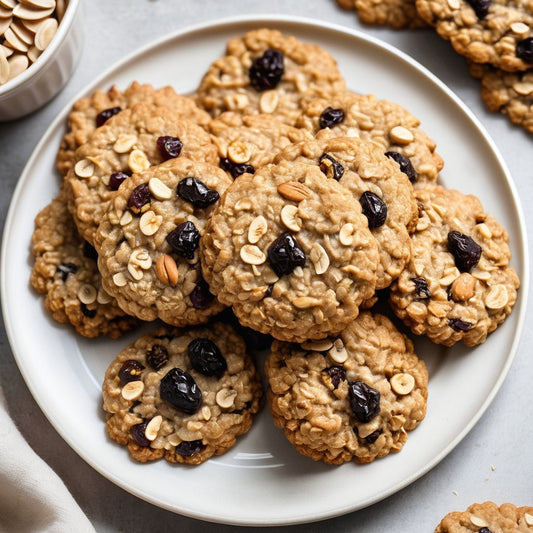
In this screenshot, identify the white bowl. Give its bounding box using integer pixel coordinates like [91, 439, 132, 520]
[0, 0, 83, 121]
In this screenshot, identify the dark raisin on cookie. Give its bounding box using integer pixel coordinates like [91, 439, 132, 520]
[319, 106, 345, 129]
[267, 232, 306, 277]
[447, 231, 482, 272]
[146, 344, 169, 371]
[160, 367, 202, 414]
[118, 360, 145, 385]
[249, 49, 284, 91]
[166, 221, 200, 260]
[96, 106, 121, 127]
[360, 191, 387, 229]
[219, 157, 255, 179]
[385, 151, 417, 183]
[319, 153, 344, 180]
[348, 380, 381, 423]
[412, 277, 431, 299]
[177, 177, 220, 208]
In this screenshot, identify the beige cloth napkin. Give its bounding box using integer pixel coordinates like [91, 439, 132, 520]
[0, 391, 96, 533]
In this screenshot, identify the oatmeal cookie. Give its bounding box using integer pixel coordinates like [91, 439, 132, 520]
[415, 0, 533, 72]
[275, 136, 417, 289]
[56, 81, 211, 176]
[195, 28, 346, 125]
[435, 501, 533, 532]
[64, 102, 218, 246]
[95, 157, 231, 326]
[103, 322, 263, 464]
[296, 91, 443, 187]
[265, 311, 428, 464]
[389, 186, 520, 347]
[30, 187, 138, 338]
[336, 0, 428, 29]
[469, 60, 533, 133]
[207, 112, 313, 178]
[200, 159, 380, 343]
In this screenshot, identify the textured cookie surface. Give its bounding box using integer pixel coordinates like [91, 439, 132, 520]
[195, 28, 346, 124]
[265, 311, 428, 464]
[201, 159, 379, 342]
[64, 102, 218, 245]
[389, 186, 520, 347]
[416, 0, 533, 71]
[337, 0, 428, 29]
[296, 91, 443, 187]
[207, 112, 313, 178]
[275, 136, 417, 290]
[103, 323, 263, 464]
[57, 81, 211, 176]
[30, 187, 138, 338]
[470, 61, 533, 133]
[435, 501, 533, 532]
[96, 157, 231, 326]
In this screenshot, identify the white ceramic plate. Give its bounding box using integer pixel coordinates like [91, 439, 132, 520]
[2, 15, 528, 526]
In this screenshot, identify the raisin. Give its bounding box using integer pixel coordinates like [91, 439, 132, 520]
[249, 48, 284, 91]
[83, 241, 98, 261]
[56, 262, 78, 281]
[188, 338, 227, 377]
[385, 151, 417, 183]
[267, 232, 306, 277]
[516, 37, 533, 63]
[80, 303, 97, 318]
[146, 344, 169, 370]
[118, 359, 145, 385]
[108, 170, 131, 191]
[319, 153, 344, 180]
[478, 528, 493, 533]
[360, 191, 387, 229]
[219, 157, 255, 179]
[447, 231, 482, 272]
[189, 278, 215, 309]
[325, 366, 346, 389]
[319, 106, 345, 129]
[165, 221, 200, 259]
[449, 318, 473, 332]
[157, 136, 183, 160]
[177, 177, 220, 208]
[96, 106, 121, 127]
[160, 367, 202, 414]
[127, 183, 151, 214]
[348, 380, 380, 423]
[412, 277, 431, 299]
[130, 421, 150, 447]
[176, 439, 204, 457]
[466, 0, 490, 18]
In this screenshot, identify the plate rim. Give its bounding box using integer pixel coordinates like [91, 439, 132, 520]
[1, 13, 529, 526]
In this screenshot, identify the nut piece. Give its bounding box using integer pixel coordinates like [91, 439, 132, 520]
[469, 516, 488, 528]
[512, 82, 533, 96]
[215, 388, 237, 409]
[511, 22, 529, 35]
[148, 177, 172, 200]
[156, 254, 179, 286]
[339, 223, 356, 246]
[113, 134, 137, 154]
[450, 273, 476, 301]
[74, 159, 94, 178]
[201, 405, 211, 421]
[277, 181, 311, 202]
[389, 125, 414, 145]
[128, 149, 150, 173]
[145, 415, 163, 441]
[248, 215, 268, 244]
[485, 285, 508, 309]
[328, 339, 348, 364]
[77, 284, 97, 305]
[120, 211, 133, 226]
[280, 204, 302, 232]
[121, 380, 144, 401]
[524, 513, 533, 527]
[112, 272, 128, 287]
[139, 210, 163, 236]
[129, 248, 152, 270]
[447, 0, 460, 8]
[240, 244, 266, 265]
[227, 141, 254, 164]
[390, 373, 415, 395]
[310, 243, 330, 275]
[34, 17, 58, 51]
[259, 90, 279, 113]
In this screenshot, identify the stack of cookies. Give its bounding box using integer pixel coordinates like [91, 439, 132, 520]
[337, 0, 533, 134]
[30, 28, 519, 469]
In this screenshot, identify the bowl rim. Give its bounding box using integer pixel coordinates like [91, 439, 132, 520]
[0, 0, 81, 96]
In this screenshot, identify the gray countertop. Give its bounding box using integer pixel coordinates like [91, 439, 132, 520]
[1, 1, 532, 531]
